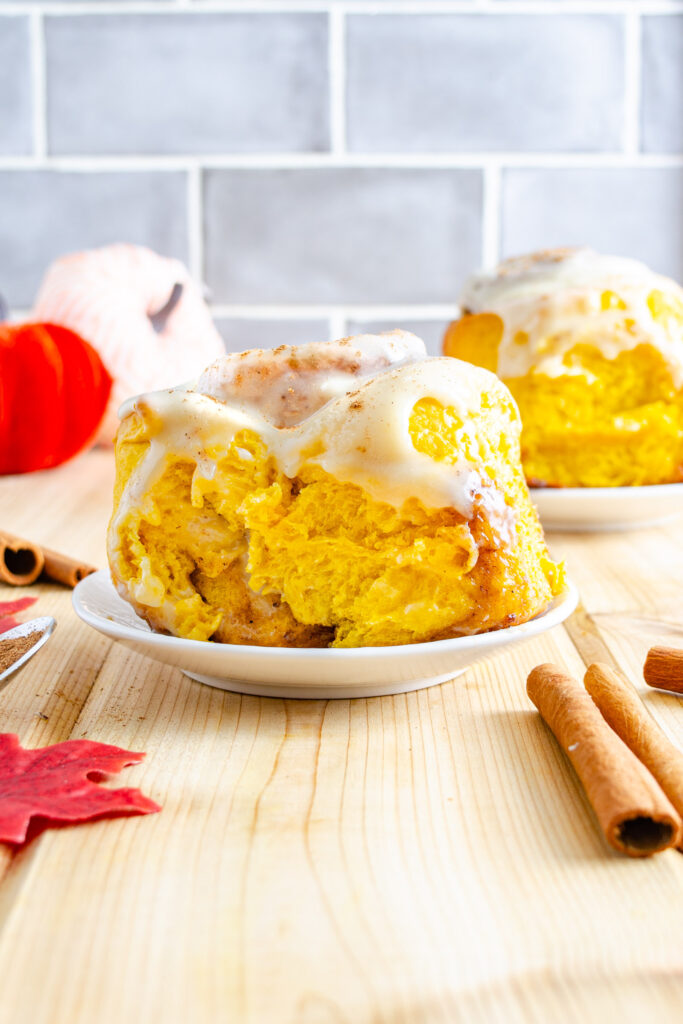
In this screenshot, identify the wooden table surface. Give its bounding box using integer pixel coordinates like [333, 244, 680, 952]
[1, 450, 683, 1023]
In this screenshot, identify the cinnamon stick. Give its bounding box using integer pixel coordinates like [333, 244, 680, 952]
[644, 646, 683, 695]
[41, 546, 96, 588]
[0, 530, 44, 586]
[527, 663, 681, 857]
[585, 663, 683, 842]
[0, 530, 95, 589]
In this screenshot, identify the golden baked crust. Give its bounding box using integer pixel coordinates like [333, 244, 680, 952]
[446, 249, 683, 488]
[108, 336, 563, 647]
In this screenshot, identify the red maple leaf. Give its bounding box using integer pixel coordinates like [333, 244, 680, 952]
[0, 734, 161, 844]
[0, 596, 37, 634]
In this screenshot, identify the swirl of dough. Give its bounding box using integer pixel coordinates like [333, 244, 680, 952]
[196, 329, 427, 427]
[458, 247, 683, 383]
[108, 332, 564, 648]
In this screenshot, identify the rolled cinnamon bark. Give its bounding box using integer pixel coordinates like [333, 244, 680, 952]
[644, 646, 683, 695]
[0, 530, 95, 588]
[527, 663, 681, 857]
[585, 662, 683, 841]
[0, 530, 44, 586]
[41, 546, 96, 588]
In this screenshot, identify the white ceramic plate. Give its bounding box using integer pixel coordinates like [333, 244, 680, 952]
[73, 571, 578, 699]
[531, 483, 683, 532]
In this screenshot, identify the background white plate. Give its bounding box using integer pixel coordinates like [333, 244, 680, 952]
[73, 571, 578, 699]
[531, 483, 683, 532]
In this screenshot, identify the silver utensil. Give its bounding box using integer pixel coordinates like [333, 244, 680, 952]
[0, 617, 56, 692]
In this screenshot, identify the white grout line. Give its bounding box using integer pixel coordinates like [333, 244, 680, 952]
[2, 2, 683, 15]
[209, 304, 458, 319]
[187, 165, 203, 283]
[623, 10, 642, 156]
[28, 11, 47, 160]
[466, 0, 682, 8]
[329, 310, 347, 338]
[481, 163, 501, 270]
[209, 305, 336, 320]
[6, 305, 457, 328]
[329, 7, 346, 155]
[0, 152, 681, 172]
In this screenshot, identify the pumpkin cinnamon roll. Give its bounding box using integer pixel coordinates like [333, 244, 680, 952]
[108, 331, 563, 647]
[444, 248, 683, 488]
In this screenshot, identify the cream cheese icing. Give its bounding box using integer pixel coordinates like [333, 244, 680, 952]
[197, 330, 427, 427]
[108, 334, 523, 622]
[460, 248, 683, 385]
[115, 359, 513, 522]
[112, 335, 517, 538]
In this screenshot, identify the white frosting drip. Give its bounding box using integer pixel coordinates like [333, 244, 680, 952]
[197, 330, 426, 427]
[460, 248, 683, 385]
[113, 340, 517, 540]
[109, 335, 522, 617]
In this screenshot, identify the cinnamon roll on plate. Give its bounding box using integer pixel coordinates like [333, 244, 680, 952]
[106, 331, 565, 649]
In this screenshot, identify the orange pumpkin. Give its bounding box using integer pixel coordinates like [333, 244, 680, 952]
[0, 322, 112, 475]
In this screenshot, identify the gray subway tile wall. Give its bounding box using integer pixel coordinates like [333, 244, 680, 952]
[216, 319, 448, 355]
[45, 14, 330, 156]
[0, 17, 32, 156]
[0, 171, 189, 307]
[215, 319, 332, 353]
[347, 15, 625, 153]
[0, 4, 680, 346]
[204, 168, 482, 305]
[501, 168, 683, 279]
[641, 16, 683, 154]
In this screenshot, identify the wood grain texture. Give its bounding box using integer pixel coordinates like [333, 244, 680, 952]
[1, 453, 683, 1022]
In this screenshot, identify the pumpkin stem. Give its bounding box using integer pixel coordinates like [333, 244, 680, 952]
[149, 283, 183, 334]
